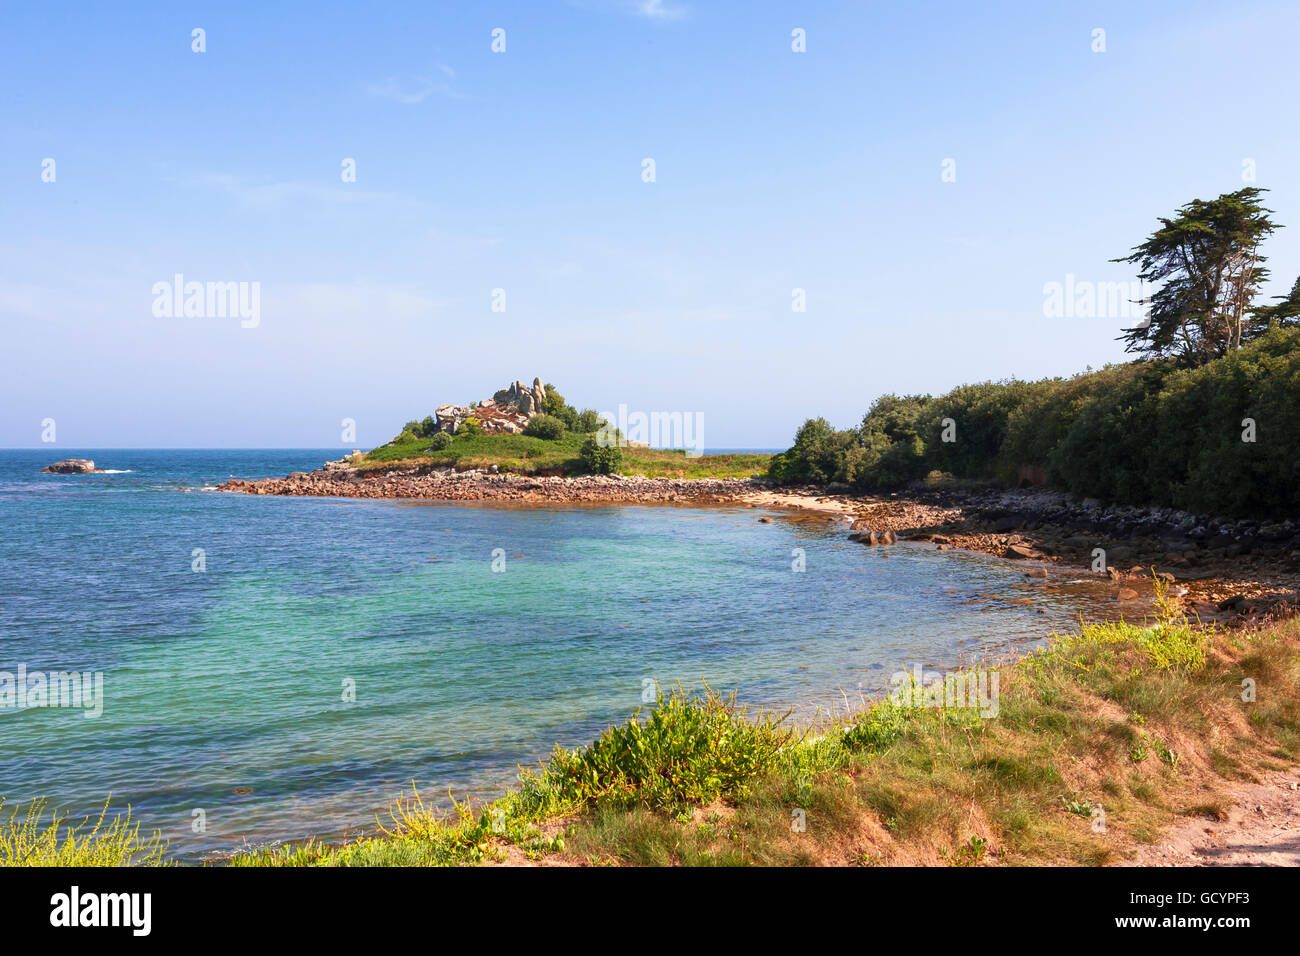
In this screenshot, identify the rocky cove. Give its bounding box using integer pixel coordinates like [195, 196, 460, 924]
[216, 463, 1300, 628]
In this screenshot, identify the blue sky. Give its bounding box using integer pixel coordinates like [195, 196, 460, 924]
[3, 0, 1298, 449]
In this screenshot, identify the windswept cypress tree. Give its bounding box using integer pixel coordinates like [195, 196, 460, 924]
[1114, 188, 1279, 365]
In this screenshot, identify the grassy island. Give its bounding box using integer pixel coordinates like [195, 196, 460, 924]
[359, 431, 770, 479]
[356, 382, 770, 479]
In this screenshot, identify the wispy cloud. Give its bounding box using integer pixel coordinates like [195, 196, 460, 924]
[366, 64, 466, 104]
[633, 0, 686, 20]
[567, 0, 688, 22]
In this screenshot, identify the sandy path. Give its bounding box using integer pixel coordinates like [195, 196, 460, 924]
[735, 489, 856, 518]
[1127, 767, 1300, 866]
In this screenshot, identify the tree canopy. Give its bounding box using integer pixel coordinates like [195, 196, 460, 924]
[1114, 187, 1279, 365]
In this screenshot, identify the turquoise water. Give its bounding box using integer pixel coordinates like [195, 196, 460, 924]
[0, 450, 1129, 860]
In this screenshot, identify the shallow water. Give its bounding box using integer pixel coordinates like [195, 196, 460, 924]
[0, 450, 1140, 859]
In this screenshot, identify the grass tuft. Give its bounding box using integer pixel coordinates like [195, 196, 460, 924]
[0, 798, 168, 867]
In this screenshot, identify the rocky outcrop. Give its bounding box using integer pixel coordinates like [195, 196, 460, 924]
[42, 459, 99, 474]
[432, 377, 549, 435]
[435, 404, 473, 434]
[492, 378, 548, 417]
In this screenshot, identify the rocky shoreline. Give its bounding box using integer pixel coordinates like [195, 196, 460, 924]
[216, 466, 1299, 626]
[217, 466, 757, 506]
[828, 486, 1300, 626]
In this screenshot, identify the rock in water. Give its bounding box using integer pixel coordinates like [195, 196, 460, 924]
[42, 459, 97, 474]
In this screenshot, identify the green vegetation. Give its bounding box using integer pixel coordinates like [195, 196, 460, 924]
[361, 427, 767, 479]
[361, 381, 770, 478]
[0, 798, 167, 867]
[770, 189, 1300, 519]
[522, 413, 567, 440]
[1114, 187, 1282, 364]
[771, 326, 1300, 518]
[541, 383, 605, 434]
[615, 448, 771, 479]
[362, 428, 590, 473]
[579, 435, 623, 474]
[222, 586, 1299, 867]
[544, 687, 790, 812]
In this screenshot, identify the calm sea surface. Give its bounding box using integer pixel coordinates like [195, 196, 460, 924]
[0, 449, 1134, 860]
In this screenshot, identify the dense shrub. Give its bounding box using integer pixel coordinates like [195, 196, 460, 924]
[543, 687, 789, 812]
[921, 380, 1048, 479]
[576, 408, 605, 433]
[523, 414, 567, 440]
[1051, 329, 1300, 516]
[769, 327, 1300, 519]
[427, 431, 452, 450]
[580, 435, 623, 474]
[767, 418, 862, 484]
[543, 384, 603, 432]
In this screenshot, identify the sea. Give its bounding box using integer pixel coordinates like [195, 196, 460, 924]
[0, 449, 1135, 860]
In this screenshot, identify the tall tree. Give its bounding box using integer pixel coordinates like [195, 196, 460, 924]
[1114, 187, 1278, 365]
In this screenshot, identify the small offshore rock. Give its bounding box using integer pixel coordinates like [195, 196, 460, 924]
[42, 459, 97, 474]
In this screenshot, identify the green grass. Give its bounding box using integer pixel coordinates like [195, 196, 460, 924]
[358, 430, 770, 479]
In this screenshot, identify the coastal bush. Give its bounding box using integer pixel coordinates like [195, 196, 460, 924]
[767, 418, 861, 484]
[770, 326, 1300, 518]
[539, 385, 604, 433]
[542, 383, 581, 431]
[922, 379, 1048, 480]
[455, 417, 484, 438]
[523, 414, 567, 440]
[427, 431, 452, 451]
[580, 435, 623, 474]
[541, 687, 791, 812]
[543, 383, 568, 417]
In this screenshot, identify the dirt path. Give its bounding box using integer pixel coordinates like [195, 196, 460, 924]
[1127, 767, 1300, 866]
